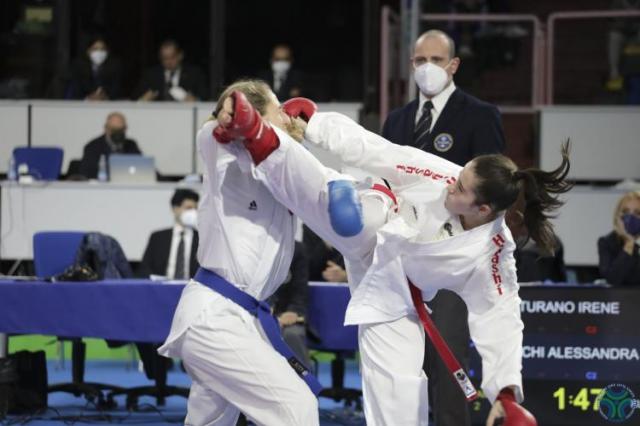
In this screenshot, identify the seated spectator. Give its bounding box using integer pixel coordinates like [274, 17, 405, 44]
[269, 241, 312, 369]
[79, 112, 141, 179]
[134, 39, 207, 101]
[507, 200, 567, 283]
[598, 191, 640, 286]
[66, 35, 123, 100]
[303, 225, 347, 283]
[135, 189, 199, 380]
[514, 235, 567, 283]
[606, 0, 640, 96]
[258, 43, 304, 100]
[138, 189, 200, 279]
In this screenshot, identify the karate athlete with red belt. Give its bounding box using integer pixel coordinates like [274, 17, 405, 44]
[214, 90, 566, 426]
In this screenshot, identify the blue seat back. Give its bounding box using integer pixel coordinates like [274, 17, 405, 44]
[13, 147, 64, 181]
[33, 231, 85, 278]
[307, 283, 358, 352]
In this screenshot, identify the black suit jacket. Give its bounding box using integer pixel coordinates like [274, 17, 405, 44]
[134, 64, 208, 100]
[67, 56, 123, 100]
[79, 135, 141, 179]
[382, 88, 505, 166]
[598, 231, 640, 286]
[257, 68, 304, 101]
[138, 228, 199, 278]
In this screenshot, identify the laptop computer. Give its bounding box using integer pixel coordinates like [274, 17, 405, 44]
[109, 154, 156, 184]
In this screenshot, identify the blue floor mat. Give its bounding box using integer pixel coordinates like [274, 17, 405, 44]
[2, 360, 365, 425]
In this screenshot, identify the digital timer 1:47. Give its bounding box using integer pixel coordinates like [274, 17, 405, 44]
[553, 387, 603, 411]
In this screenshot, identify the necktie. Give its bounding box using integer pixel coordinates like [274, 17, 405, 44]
[174, 231, 185, 279]
[274, 72, 284, 93]
[413, 100, 434, 148]
[163, 70, 175, 100]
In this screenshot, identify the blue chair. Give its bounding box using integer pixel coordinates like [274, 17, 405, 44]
[307, 283, 362, 408]
[32, 231, 125, 408]
[13, 147, 64, 181]
[33, 231, 85, 278]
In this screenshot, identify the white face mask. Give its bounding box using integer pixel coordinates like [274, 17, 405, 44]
[89, 49, 108, 66]
[272, 60, 291, 74]
[414, 62, 450, 97]
[180, 209, 198, 229]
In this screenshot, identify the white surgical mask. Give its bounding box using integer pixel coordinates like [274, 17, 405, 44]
[180, 209, 198, 229]
[272, 60, 291, 74]
[414, 62, 450, 97]
[89, 49, 108, 66]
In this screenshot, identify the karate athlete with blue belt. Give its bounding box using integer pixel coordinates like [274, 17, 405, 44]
[214, 90, 569, 426]
[158, 80, 324, 426]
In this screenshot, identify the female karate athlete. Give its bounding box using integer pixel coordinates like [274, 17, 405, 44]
[158, 81, 326, 426]
[214, 89, 568, 426]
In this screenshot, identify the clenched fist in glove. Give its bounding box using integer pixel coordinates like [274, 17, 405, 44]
[282, 97, 317, 122]
[213, 91, 280, 165]
[487, 388, 537, 426]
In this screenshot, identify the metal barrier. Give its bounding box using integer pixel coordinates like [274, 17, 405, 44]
[380, 8, 640, 112]
[418, 14, 544, 106]
[546, 9, 640, 104]
[380, 6, 401, 123]
[379, 12, 543, 124]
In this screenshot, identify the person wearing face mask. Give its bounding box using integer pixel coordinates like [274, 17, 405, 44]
[133, 189, 200, 387]
[138, 189, 200, 280]
[598, 191, 640, 286]
[67, 35, 123, 100]
[79, 112, 142, 179]
[382, 29, 506, 426]
[258, 44, 304, 101]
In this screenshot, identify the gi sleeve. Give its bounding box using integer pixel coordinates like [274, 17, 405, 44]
[465, 275, 524, 404]
[305, 112, 461, 189]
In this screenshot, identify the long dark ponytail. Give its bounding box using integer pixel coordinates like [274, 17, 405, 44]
[473, 141, 572, 255]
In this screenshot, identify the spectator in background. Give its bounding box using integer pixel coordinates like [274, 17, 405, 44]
[303, 225, 347, 283]
[66, 35, 123, 100]
[606, 0, 640, 96]
[507, 202, 567, 283]
[134, 189, 199, 382]
[514, 235, 567, 283]
[79, 112, 141, 179]
[138, 189, 200, 279]
[135, 39, 207, 102]
[382, 29, 505, 426]
[269, 241, 312, 369]
[258, 44, 304, 100]
[598, 191, 640, 286]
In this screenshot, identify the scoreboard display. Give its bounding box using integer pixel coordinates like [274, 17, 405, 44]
[469, 285, 640, 425]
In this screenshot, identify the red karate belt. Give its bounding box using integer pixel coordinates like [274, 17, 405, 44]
[409, 281, 478, 401]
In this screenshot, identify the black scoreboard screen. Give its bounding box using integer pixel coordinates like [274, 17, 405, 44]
[469, 286, 640, 426]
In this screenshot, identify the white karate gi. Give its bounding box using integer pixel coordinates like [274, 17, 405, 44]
[250, 112, 524, 426]
[158, 120, 319, 426]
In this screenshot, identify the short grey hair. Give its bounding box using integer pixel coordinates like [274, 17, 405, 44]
[416, 30, 456, 59]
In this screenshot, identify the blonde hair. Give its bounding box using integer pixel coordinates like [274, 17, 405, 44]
[613, 191, 640, 237]
[213, 79, 273, 119]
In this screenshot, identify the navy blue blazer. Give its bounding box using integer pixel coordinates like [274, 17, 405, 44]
[382, 88, 506, 166]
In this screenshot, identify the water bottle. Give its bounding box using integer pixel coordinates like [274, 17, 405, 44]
[7, 155, 17, 181]
[97, 154, 108, 182]
[17, 163, 33, 184]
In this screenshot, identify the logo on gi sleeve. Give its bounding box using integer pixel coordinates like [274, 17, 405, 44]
[249, 200, 257, 210]
[433, 133, 454, 152]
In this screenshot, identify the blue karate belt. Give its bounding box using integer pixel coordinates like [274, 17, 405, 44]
[194, 268, 323, 396]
